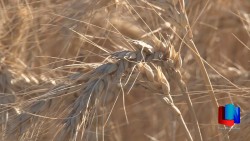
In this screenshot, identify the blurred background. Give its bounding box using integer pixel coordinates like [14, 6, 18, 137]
[0, 0, 250, 141]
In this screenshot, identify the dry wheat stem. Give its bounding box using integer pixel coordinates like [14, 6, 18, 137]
[174, 72, 202, 141]
[162, 61, 203, 141]
[171, 1, 220, 140]
[135, 62, 194, 141]
[163, 97, 193, 141]
[184, 37, 230, 141]
[186, 39, 218, 108]
[143, 9, 211, 141]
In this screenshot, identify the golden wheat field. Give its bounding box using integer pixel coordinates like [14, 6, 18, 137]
[0, 0, 250, 141]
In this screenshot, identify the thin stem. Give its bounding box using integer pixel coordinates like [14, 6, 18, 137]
[163, 97, 193, 141]
[171, 70, 203, 141]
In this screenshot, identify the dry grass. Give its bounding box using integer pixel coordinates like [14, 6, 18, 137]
[0, 0, 250, 141]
